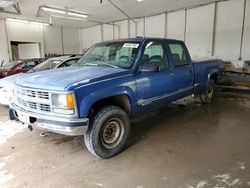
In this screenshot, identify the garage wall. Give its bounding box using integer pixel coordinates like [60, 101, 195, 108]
[44, 25, 62, 55]
[81, 25, 102, 49]
[135, 18, 144, 37]
[185, 4, 215, 58]
[166, 10, 185, 41]
[62, 26, 80, 54]
[6, 20, 45, 58]
[213, 0, 244, 61]
[145, 14, 165, 38]
[0, 20, 81, 62]
[81, 0, 250, 61]
[0, 19, 9, 65]
[115, 20, 129, 39]
[103, 24, 114, 41]
[242, 0, 250, 60]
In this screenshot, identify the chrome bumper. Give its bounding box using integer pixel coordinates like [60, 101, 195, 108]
[9, 103, 89, 136]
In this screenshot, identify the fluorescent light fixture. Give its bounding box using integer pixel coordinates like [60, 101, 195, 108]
[7, 18, 29, 23]
[7, 18, 49, 26]
[51, 14, 85, 21]
[137, 0, 144, 2]
[0, 1, 14, 8]
[42, 7, 66, 14]
[67, 12, 88, 18]
[30, 21, 50, 26]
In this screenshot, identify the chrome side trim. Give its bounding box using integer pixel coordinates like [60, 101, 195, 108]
[137, 86, 193, 106]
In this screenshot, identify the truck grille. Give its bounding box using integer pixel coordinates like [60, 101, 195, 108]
[14, 86, 51, 113]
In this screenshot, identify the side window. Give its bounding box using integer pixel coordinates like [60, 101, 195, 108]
[169, 43, 188, 66]
[21, 61, 39, 69]
[142, 41, 168, 68]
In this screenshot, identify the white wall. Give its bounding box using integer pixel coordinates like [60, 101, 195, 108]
[136, 18, 144, 37]
[242, 0, 250, 60]
[81, 25, 102, 50]
[214, 0, 244, 61]
[80, 0, 250, 61]
[103, 24, 114, 41]
[145, 14, 165, 38]
[62, 26, 80, 54]
[0, 20, 81, 62]
[115, 20, 129, 39]
[0, 19, 9, 65]
[186, 4, 215, 58]
[44, 25, 62, 55]
[6, 21, 45, 58]
[166, 10, 186, 41]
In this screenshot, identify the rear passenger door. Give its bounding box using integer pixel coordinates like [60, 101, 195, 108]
[167, 42, 194, 95]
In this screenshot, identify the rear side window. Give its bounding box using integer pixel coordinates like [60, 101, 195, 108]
[169, 43, 188, 66]
[142, 41, 168, 68]
[21, 61, 39, 69]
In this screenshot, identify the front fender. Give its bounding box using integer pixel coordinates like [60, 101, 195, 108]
[78, 86, 135, 118]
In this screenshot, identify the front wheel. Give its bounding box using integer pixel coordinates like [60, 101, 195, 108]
[199, 79, 215, 103]
[84, 106, 130, 159]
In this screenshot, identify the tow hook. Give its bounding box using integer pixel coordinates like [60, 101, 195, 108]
[28, 125, 33, 131]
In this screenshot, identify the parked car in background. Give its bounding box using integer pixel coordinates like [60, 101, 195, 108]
[0, 55, 81, 106]
[0, 61, 21, 78]
[9, 38, 223, 158]
[0, 58, 45, 78]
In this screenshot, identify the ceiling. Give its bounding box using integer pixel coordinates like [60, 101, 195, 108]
[0, 0, 218, 28]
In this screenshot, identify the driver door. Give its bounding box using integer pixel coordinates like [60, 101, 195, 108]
[136, 40, 173, 111]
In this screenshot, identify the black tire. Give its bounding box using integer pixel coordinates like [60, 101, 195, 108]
[199, 79, 215, 104]
[84, 106, 130, 159]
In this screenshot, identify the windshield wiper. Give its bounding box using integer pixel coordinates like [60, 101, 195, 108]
[97, 62, 119, 68]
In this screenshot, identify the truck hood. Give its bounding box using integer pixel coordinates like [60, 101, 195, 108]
[15, 66, 129, 91]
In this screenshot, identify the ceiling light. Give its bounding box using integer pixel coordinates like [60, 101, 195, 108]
[51, 14, 85, 21]
[42, 7, 66, 14]
[7, 18, 29, 23]
[7, 18, 49, 26]
[0, 0, 14, 8]
[137, 0, 144, 2]
[67, 12, 88, 18]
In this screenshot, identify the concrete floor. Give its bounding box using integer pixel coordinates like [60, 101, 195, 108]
[0, 92, 250, 188]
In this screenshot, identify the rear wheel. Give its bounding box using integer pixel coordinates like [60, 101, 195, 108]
[199, 79, 215, 103]
[84, 106, 130, 159]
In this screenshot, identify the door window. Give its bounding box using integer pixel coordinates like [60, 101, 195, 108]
[142, 41, 168, 68]
[21, 61, 39, 69]
[169, 43, 188, 66]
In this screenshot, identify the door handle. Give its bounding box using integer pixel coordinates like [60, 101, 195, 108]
[170, 73, 175, 76]
[189, 69, 193, 74]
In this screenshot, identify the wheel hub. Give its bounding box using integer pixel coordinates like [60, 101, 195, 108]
[101, 118, 124, 149]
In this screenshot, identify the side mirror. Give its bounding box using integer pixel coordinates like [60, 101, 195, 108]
[140, 64, 160, 73]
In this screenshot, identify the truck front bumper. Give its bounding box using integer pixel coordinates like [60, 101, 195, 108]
[9, 103, 89, 136]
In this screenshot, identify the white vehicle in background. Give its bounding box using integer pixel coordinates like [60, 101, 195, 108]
[0, 55, 81, 106]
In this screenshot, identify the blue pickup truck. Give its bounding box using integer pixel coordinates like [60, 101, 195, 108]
[9, 38, 223, 158]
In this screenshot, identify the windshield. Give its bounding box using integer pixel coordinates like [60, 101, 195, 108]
[28, 59, 63, 73]
[1, 61, 20, 70]
[75, 42, 140, 69]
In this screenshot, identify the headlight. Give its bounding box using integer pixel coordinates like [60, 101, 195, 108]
[51, 93, 75, 115]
